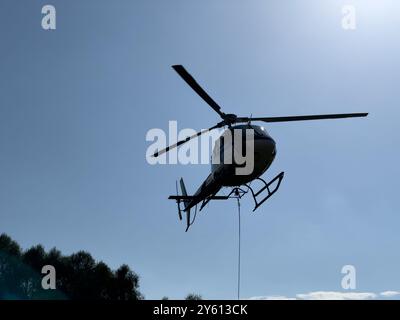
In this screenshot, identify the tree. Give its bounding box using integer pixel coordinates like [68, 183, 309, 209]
[0, 233, 143, 300]
[0, 234, 24, 299]
[185, 293, 202, 300]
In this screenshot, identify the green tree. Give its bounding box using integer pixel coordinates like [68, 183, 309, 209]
[0, 234, 24, 299]
[185, 293, 202, 300]
[0, 233, 142, 300]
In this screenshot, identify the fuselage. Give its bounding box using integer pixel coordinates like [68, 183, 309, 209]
[184, 125, 276, 212]
[211, 124, 276, 186]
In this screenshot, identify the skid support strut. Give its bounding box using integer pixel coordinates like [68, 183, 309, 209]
[245, 171, 284, 211]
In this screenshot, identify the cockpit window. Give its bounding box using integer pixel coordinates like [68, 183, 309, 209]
[254, 126, 267, 137]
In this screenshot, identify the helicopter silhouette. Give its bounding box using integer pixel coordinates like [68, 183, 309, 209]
[153, 65, 368, 231]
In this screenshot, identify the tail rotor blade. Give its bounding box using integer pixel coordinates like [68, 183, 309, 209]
[175, 180, 182, 221]
[185, 209, 191, 232]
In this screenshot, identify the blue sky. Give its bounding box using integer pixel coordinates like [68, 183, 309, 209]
[0, 0, 399, 299]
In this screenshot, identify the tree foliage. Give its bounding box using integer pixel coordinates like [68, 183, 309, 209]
[0, 234, 143, 300]
[185, 293, 202, 300]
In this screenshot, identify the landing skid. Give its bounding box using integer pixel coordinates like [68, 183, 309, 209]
[227, 171, 285, 211]
[169, 171, 284, 231]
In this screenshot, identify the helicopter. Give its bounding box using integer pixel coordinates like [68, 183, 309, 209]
[153, 65, 368, 231]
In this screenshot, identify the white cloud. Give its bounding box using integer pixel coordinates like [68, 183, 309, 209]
[249, 295, 295, 300]
[249, 290, 400, 300]
[380, 291, 400, 298]
[296, 291, 376, 300]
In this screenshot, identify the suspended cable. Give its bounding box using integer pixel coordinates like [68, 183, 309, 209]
[237, 196, 241, 300]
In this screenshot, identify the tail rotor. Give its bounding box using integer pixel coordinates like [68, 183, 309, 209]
[175, 180, 182, 221]
[179, 178, 191, 232]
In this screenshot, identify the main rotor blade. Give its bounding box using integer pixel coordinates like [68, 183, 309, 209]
[236, 113, 368, 123]
[172, 65, 226, 119]
[152, 123, 223, 157]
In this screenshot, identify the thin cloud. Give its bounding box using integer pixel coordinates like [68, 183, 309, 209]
[249, 295, 295, 300]
[250, 290, 400, 300]
[380, 291, 400, 298]
[296, 291, 376, 300]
